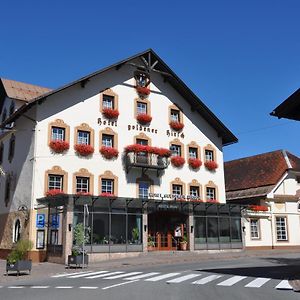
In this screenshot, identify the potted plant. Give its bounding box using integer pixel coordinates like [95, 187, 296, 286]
[179, 235, 188, 251]
[6, 239, 33, 276]
[147, 235, 155, 251]
[68, 223, 89, 268]
[132, 227, 140, 244]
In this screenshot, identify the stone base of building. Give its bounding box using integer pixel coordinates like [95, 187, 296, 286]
[245, 246, 300, 250]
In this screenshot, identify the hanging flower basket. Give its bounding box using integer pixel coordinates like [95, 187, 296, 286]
[136, 86, 150, 96]
[99, 193, 117, 200]
[204, 161, 218, 171]
[100, 146, 119, 159]
[169, 121, 184, 131]
[46, 189, 65, 197]
[171, 156, 185, 167]
[49, 140, 70, 153]
[137, 113, 152, 124]
[74, 144, 94, 156]
[124, 144, 171, 157]
[188, 158, 202, 169]
[249, 205, 268, 212]
[102, 108, 119, 119]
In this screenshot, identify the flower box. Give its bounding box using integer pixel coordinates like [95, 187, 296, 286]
[137, 113, 152, 124]
[125, 144, 171, 157]
[74, 144, 94, 156]
[169, 121, 184, 131]
[188, 158, 202, 169]
[99, 193, 117, 200]
[171, 156, 185, 167]
[249, 205, 268, 212]
[102, 108, 119, 119]
[204, 161, 218, 171]
[49, 140, 70, 153]
[6, 260, 32, 276]
[100, 146, 119, 159]
[46, 189, 65, 197]
[136, 86, 150, 96]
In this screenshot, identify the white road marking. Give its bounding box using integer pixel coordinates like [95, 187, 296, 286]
[245, 278, 271, 288]
[167, 274, 201, 283]
[104, 272, 142, 279]
[55, 286, 73, 289]
[217, 276, 247, 286]
[124, 272, 160, 280]
[68, 271, 109, 278]
[145, 273, 181, 282]
[102, 280, 139, 290]
[275, 280, 293, 290]
[31, 286, 50, 289]
[52, 271, 93, 278]
[192, 275, 222, 285]
[8, 286, 25, 289]
[86, 271, 124, 279]
[79, 286, 99, 289]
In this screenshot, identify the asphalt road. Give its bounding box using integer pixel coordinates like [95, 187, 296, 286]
[1, 254, 300, 300]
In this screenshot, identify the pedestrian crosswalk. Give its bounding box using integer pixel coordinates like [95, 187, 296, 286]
[51, 269, 293, 291]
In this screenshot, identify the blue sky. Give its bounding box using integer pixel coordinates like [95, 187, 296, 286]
[1, 0, 299, 161]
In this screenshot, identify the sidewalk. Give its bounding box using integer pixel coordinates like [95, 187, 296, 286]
[1, 249, 300, 284]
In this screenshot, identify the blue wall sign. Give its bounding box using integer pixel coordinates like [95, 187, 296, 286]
[36, 214, 45, 228]
[51, 214, 60, 229]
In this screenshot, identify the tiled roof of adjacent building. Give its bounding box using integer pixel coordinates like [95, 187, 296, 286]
[224, 150, 300, 201]
[1, 78, 52, 102]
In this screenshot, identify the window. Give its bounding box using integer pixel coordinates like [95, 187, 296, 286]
[136, 138, 148, 146]
[8, 134, 15, 163]
[102, 134, 113, 147]
[135, 71, 149, 87]
[51, 127, 65, 141]
[102, 95, 114, 109]
[206, 187, 216, 200]
[205, 150, 214, 161]
[101, 179, 114, 194]
[172, 184, 183, 196]
[170, 144, 181, 157]
[13, 219, 21, 243]
[276, 217, 288, 241]
[48, 175, 63, 191]
[250, 219, 260, 239]
[139, 181, 149, 198]
[137, 102, 147, 115]
[189, 147, 198, 159]
[0, 142, 4, 165]
[76, 177, 89, 193]
[170, 109, 180, 122]
[77, 130, 90, 145]
[190, 186, 200, 197]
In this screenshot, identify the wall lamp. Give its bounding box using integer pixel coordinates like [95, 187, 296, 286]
[190, 225, 194, 233]
[144, 225, 147, 232]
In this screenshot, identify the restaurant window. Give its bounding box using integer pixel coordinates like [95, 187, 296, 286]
[77, 130, 90, 145]
[250, 219, 260, 239]
[101, 179, 114, 194]
[51, 127, 65, 141]
[206, 187, 216, 200]
[276, 217, 288, 241]
[102, 134, 114, 147]
[76, 177, 89, 193]
[48, 174, 63, 191]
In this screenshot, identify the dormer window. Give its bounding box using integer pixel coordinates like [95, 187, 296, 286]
[134, 71, 150, 88]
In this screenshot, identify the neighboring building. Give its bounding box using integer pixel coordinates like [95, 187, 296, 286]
[225, 150, 300, 250]
[0, 49, 240, 263]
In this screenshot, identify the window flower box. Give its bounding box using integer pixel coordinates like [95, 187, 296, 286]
[46, 189, 65, 197]
[99, 193, 117, 200]
[100, 146, 119, 159]
[124, 144, 171, 157]
[188, 158, 202, 169]
[169, 121, 184, 131]
[249, 205, 268, 212]
[136, 86, 150, 96]
[171, 156, 185, 167]
[49, 140, 70, 153]
[74, 144, 94, 156]
[136, 113, 152, 124]
[102, 108, 119, 119]
[204, 161, 218, 171]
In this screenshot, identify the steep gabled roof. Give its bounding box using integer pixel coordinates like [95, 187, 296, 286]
[0, 49, 237, 146]
[224, 150, 300, 201]
[270, 88, 300, 121]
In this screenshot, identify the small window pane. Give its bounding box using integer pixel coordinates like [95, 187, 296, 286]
[136, 139, 148, 146]
[205, 150, 214, 161]
[190, 186, 199, 197]
[137, 102, 147, 115]
[139, 181, 149, 199]
[51, 127, 65, 141]
[102, 134, 113, 147]
[101, 179, 113, 194]
[170, 144, 181, 157]
[48, 175, 63, 190]
[76, 177, 89, 193]
[77, 130, 90, 145]
[250, 219, 260, 239]
[170, 109, 180, 122]
[172, 184, 182, 195]
[276, 217, 287, 241]
[206, 187, 215, 200]
[103, 95, 114, 109]
[189, 147, 198, 159]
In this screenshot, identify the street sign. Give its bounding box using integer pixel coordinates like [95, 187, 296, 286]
[36, 214, 45, 228]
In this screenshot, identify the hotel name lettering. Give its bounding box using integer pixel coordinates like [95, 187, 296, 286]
[97, 118, 184, 138]
[149, 193, 200, 201]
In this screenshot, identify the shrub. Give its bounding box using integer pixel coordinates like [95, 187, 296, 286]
[7, 239, 33, 264]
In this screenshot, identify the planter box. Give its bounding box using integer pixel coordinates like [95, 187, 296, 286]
[6, 260, 32, 276]
[67, 255, 89, 268]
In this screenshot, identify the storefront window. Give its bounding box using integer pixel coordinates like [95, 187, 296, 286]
[207, 217, 219, 244]
[194, 217, 206, 244]
[92, 213, 109, 244]
[230, 218, 242, 243]
[111, 214, 126, 244]
[219, 218, 230, 243]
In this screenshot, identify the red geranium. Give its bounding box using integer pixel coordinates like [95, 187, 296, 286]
[188, 158, 202, 169]
[136, 86, 150, 96]
[171, 156, 185, 167]
[49, 140, 70, 153]
[100, 146, 119, 159]
[204, 161, 218, 171]
[46, 189, 64, 197]
[102, 108, 119, 119]
[169, 121, 184, 131]
[124, 144, 171, 157]
[99, 193, 117, 199]
[249, 205, 268, 212]
[74, 144, 94, 156]
[137, 113, 152, 124]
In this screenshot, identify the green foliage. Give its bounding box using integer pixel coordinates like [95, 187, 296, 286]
[72, 223, 90, 256]
[181, 235, 188, 243]
[132, 227, 139, 241]
[147, 235, 155, 247]
[7, 239, 33, 264]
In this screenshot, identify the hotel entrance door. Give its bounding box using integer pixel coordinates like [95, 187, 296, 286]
[148, 211, 188, 251]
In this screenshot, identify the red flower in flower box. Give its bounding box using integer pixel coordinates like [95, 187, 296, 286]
[204, 161, 218, 171]
[136, 86, 150, 96]
[171, 156, 185, 167]
[136, 113, 152, 124]
[46, 189, 64, 197]
[102, 108, 119, 119]
[188, 158, 202, 169]
[169, 121, 184, 131]
[74, 144, 94, 156]
[249, 205, 268, 212]
[100, 146, 119, 159]
[49, 140, 70, 153]
[154, 148, 171, 158]
[124, 144, 171, 158]
[99, 193, 117, 200]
